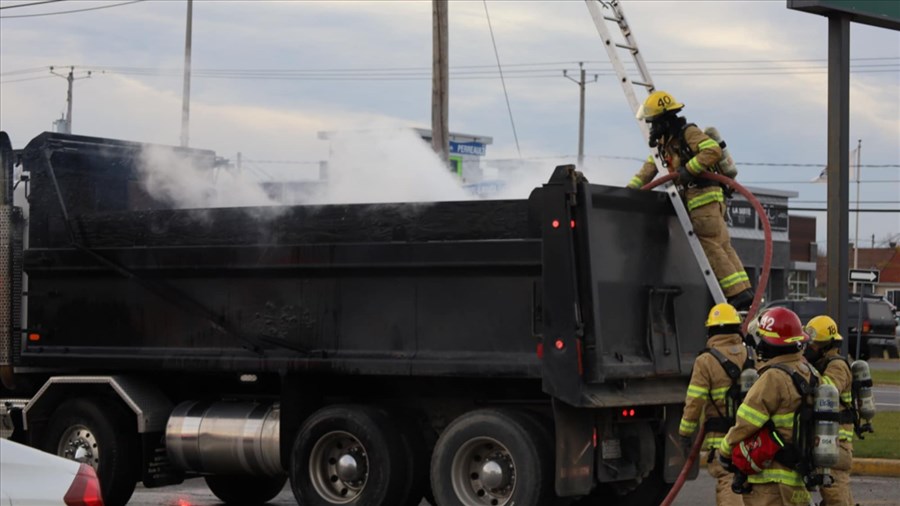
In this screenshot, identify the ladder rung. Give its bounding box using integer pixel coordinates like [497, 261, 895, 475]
[615, 43, 635, 51]
[631, 80, 653, 88]
[603, 15, 621, 23]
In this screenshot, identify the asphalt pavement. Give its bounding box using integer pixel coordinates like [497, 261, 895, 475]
[128, 473, 900, 506]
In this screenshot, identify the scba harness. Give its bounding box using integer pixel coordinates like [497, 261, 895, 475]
[731, 362, 837, 491]
[701, 346, 755, 434]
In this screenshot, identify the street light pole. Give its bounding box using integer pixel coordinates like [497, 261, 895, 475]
[563, 62, 597, 168]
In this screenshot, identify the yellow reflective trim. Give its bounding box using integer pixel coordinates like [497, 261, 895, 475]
[686, 189, 724, 211]
[710, 386, 730, 400]
[839, 429, 854, 441]
[646, 155, 654, 163]
[841, 393, 853, 403]
[704, 436, 724, 449]
[736, 404, 768, 428]
[718, 439, 732, 455]
[680, 418, 698, 434]
[687, 157, 704, 174]
[747, 468, 805, 487]
[719, 271, 748, 289]
[698, 139, 719, 151]
[687, 385, 709, 398]
[771, 413, 795, 428]
[628, 176, 643, 189]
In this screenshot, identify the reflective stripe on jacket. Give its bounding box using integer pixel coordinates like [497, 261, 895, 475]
[679, 333, 747, 449]
[720, 353, 819, 487]
[626, 124, 723, 190]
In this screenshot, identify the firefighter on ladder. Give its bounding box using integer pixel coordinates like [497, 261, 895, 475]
[627, 91, 753, 310]
[679, 303, 748, 506]
[804, 315, 855, 506]
[719, 307, 815, 506]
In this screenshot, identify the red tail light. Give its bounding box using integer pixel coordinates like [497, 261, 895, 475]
[64, 464, 104, 506]
[862, 320, 871, 333]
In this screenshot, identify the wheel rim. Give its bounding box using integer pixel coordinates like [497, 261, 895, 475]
[450, 436, 516, 506]
[308, 430, 369, 504]
[57, 424, 100, 469]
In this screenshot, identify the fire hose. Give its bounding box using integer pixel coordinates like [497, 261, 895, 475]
[638, 172, 773, 506]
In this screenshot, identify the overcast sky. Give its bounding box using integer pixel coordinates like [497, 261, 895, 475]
[1, 0, 898, 249]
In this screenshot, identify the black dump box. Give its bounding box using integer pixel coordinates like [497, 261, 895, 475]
[16, 132, 712, 407]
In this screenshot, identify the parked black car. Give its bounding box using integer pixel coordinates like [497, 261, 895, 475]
[762, 295, 899, 359]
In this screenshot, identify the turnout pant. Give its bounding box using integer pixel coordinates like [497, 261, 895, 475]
[690, 201, 751, 297]
[708, 451, 745, 506]
[818, 440, 853, 506]
[743, 482, 811, 506]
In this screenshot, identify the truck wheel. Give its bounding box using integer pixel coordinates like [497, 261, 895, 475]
[290, 405, 409, 506]
[205, 474, 287, 505]
[430, 408, 554, 506]
[41, 397, 139, 506]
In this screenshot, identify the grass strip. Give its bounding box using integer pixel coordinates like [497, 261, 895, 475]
[871, 368, 900, 386]
[854, 411, 900, 460]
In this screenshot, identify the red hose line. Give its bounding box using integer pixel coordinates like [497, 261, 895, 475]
[641, 171, 773, 506]
[659, 426, 706, 506]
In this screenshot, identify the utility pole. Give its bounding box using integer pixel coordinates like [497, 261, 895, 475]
[50, 66, 91, 134]
[180, 0, 193, 148]
[852, 138, 861, 292]
[431, 0, 449, 163]
[563, 62, 598, 168]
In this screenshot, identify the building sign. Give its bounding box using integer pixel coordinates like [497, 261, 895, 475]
[726, 201, 756, 229]
[759, 203, 789, 232]
[787, 0, 900, 31]
[449, 141, 486, 157]
[726, 201, 789, 231]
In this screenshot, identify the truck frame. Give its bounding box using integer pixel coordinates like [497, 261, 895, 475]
[1, 131, 709, 506]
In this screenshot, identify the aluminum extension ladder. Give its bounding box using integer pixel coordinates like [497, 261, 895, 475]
[585, 0, 726, 303]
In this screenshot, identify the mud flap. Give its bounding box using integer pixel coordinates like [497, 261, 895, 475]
[552, 399, 595, 497]
[662, 403, 699, 483]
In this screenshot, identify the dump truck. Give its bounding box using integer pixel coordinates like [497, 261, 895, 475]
[1, 131, 712, 506]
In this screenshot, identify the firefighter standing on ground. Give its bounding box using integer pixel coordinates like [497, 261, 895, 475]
[627, 91, 754, 310]
[679, 303, 748, 506]
[804, 315, 854, 506]
[720, 307, 816, 506]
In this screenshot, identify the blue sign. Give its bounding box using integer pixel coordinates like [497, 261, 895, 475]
[449, 141, 486, 156]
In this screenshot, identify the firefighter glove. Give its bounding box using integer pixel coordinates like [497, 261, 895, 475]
[718, 452, 737, 473]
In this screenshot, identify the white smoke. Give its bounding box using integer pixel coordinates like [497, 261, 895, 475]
[138, 145, 279, 209]
[309, 126, 472, 205]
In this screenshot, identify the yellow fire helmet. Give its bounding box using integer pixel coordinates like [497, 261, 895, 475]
[635, 90, 684, 121]
[805, 315, 843, 342]
[705, 303, 742, 327]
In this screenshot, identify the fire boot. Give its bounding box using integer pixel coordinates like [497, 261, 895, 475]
[727, 289, 754, 312]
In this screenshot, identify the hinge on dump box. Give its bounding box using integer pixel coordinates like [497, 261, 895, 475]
[646, 287, 682, 375]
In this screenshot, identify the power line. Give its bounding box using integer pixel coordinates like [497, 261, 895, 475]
[788, 208, 899, 213]
[0, 0, 143, 19]
[742, 180, 900, 184]
[483, 0, 520, 157]
[0, 74, 55, 84]
[0, 0, 63, 10]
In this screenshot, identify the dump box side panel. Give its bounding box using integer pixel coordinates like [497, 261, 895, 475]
[19, 133, 543, 378]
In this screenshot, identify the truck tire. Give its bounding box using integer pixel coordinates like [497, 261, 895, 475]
[41, 397, 139, 506]
[391, 410, 434, 506]
[290, 405, 409, 506]
[430, 408, 554, 506]
[205, 474, 287, 505]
